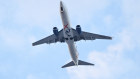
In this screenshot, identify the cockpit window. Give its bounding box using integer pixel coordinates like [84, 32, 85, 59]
[61, 7, 63, 12]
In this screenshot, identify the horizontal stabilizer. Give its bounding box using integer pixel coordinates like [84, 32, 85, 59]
[78, 60, 94, 65]
[62, 61, 75, 68]
[62, 60, 94, 68]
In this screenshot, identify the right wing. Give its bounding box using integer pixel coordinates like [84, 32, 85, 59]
[81, 31, 112, 40]
[72, 28, 112, 41]
[32, 29, 65, 46]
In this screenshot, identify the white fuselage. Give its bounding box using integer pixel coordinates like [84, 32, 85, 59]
[60, 1, 78, 65]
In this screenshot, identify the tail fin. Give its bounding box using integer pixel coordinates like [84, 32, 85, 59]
[62, 60, 94, 68]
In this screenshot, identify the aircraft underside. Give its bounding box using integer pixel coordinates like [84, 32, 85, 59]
[32, 1, 112, 68]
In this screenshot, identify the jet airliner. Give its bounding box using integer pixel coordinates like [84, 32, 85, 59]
[32, 1, 112, 68]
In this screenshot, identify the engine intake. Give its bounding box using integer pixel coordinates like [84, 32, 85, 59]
[53, 27, 59, 36]
[76, 25, 82, 34]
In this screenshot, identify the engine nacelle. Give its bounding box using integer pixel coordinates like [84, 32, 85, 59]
[53, 27, 59, 36]
[76, 25, 82, 34]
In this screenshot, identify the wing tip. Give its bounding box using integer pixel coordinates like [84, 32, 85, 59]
[110, 37, 112, 40]
[106, 36, 112, 40]
[110, 36, 113, 40]
[32, 43, 35, 46]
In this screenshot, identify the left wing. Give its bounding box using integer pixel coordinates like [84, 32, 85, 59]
[72, 29, 112, 41]
[32, 29, 65, 46]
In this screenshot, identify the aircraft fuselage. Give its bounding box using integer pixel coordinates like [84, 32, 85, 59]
[60, 1, 78, 65]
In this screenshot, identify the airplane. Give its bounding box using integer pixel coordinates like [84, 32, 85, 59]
[32, 1, 112, 68]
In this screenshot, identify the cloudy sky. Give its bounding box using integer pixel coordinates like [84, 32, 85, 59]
[0, 0, 140, 79]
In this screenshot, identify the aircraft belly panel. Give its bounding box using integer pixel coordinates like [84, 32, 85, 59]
[67, 41, 78, 64]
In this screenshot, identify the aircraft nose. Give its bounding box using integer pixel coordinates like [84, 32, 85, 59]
[60, 1, 64, 12]
[60, 1, 63, 7]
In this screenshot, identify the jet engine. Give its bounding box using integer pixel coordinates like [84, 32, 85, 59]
[53, 27, 59, 36]
[76, 25, 82, 34]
